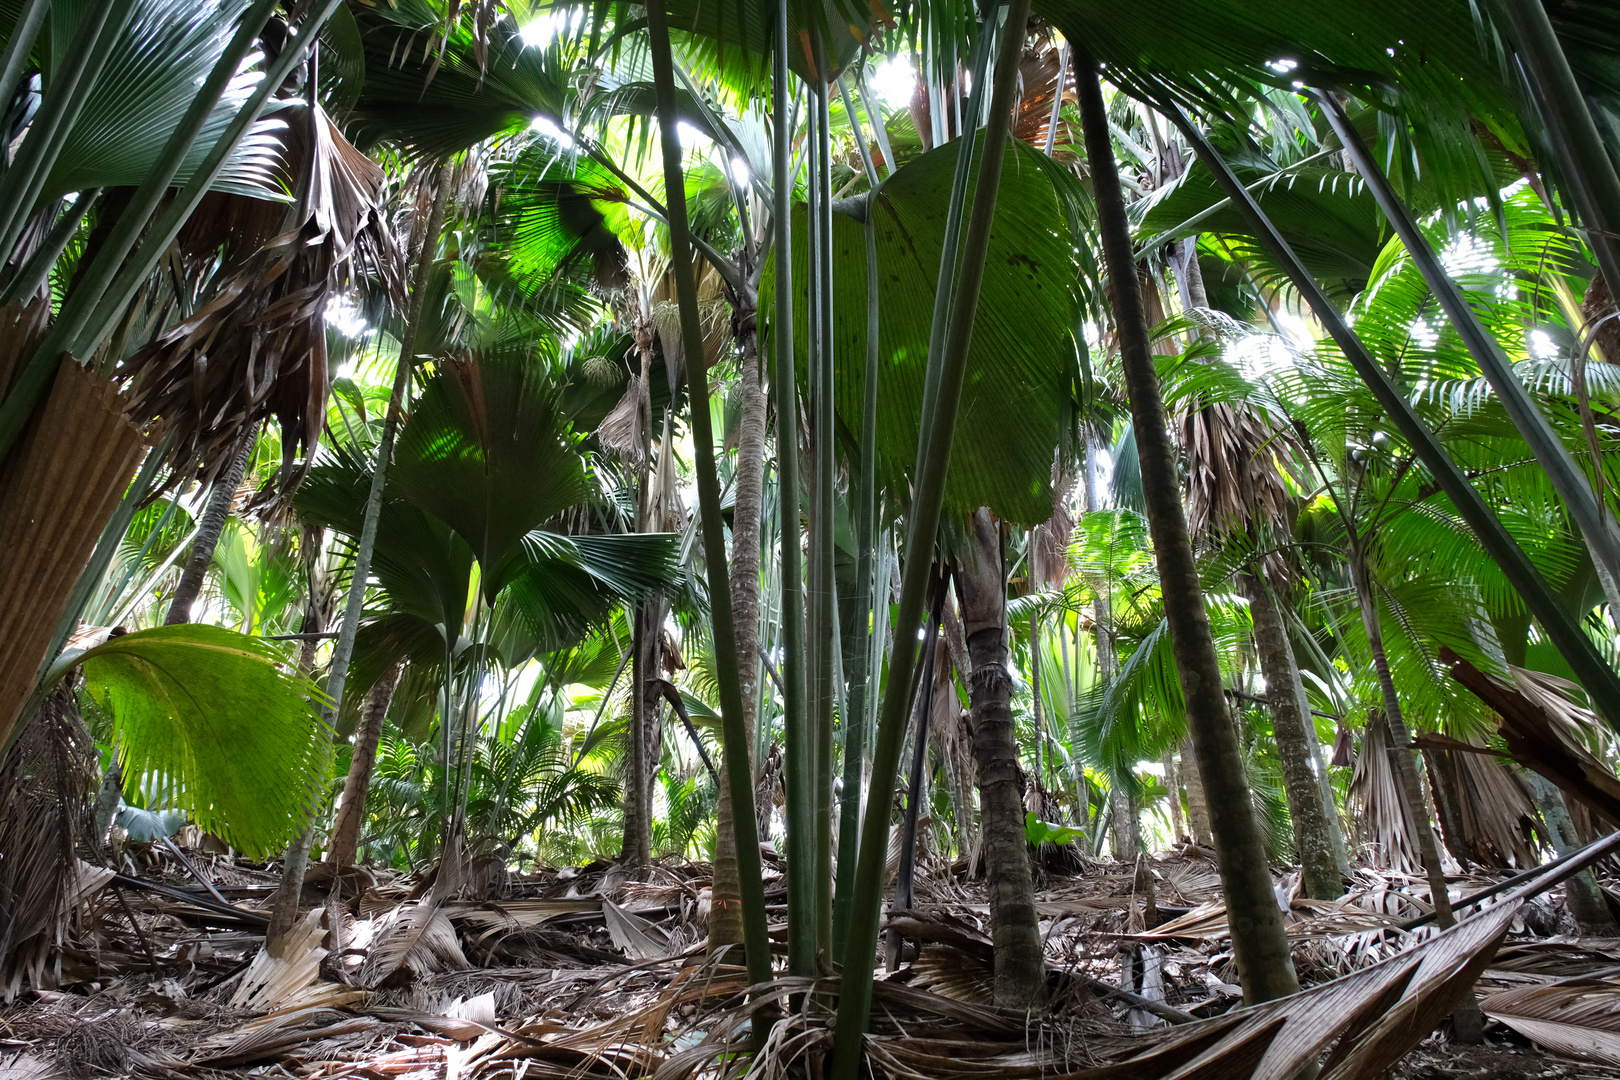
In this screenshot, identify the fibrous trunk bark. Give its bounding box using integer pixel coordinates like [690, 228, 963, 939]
[327, 662, 400, 870]
[164, 432, 253, 625]
[1242, 572, 1346, 898]
[957, 508, 1044, 1008]
[711, 300, 767, 955]
[1078, 57, 1298, 1004]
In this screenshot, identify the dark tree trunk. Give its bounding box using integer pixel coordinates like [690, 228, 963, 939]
[957, 508, 1044, 1008]
[327, 663, 401, 870]
[164, 433, 254, 625]
[1078, 57, 1299, 1004]
[711, 301, 767, 954]
[1242, 572, 1346, 898]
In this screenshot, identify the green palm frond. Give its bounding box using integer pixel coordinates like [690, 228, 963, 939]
[78, 624, 331, 857]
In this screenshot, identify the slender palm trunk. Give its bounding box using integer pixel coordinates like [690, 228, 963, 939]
[958, 508, 1044, 1007]
[1349, 547, 1485, 1040]
[1527, 771, 1620, 936]
[1078, 56, 1298, 1004]
[711, 303, 767, 953]
[1163, 752, 1186, 842]
[620, 604, 653, 873]
[1242, 572, 1346, 898]
[1181, 741, 1213, 845]
[328, 662, 400, 869]
[164, 433, 253, 625]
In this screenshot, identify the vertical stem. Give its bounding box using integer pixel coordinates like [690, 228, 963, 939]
[831, 0, 1033, 1069]
[811, 51, 837, 958]
[771, 0, 814, 982]
[645, 0, 772, 1002]
[1079, 58, 1297, 1004]
[833, 198, 883, 955]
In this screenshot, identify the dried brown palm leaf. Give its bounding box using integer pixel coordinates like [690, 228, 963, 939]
[1349, 711, 1426, 875]
[1480, 975, 1620, 1066]
[1441, 649, 1620, 828]
[120, 102, 403, 499]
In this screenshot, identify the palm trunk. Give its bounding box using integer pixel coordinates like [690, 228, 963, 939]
[1181, 741, 1213, 845]
[646, 0, 772, 1003]
[1527, 771, 1620, 936]
[620, 604, 653, 873]
[327, 662, 400, 870]
[957, 509, 1043, 1006]
[1078, 57, 1298, 1004]
[1163, 752, 1186, 843]
[1349, 546, 1485, 1040]
[711, 300, 768, 954]
[1242, 571, 1346, 898]
[163, 433, 253, 625]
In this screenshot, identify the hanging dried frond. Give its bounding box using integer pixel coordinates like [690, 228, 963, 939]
[120, 102, 404, 499]
[1348, 711, 1425, 875]
[1481, 976, 1620, 1067]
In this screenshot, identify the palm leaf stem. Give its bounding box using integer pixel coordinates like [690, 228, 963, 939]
[0, 0, 133, 262]
[0, 0, 334, 465]
[1163, 97, 1620, 731]
[830, 0, 1032, 1071]
[0, 187, 97, 307]
[322, 162, 451, 735]
[831, 131, 883, 957]
[888, 578, 944, 960]
[771, 0, 814, 985]
[0, 0, 50, 117]
[1497, 0, 1620, 295]
[1316, 89, 1620, 612]
[810, 40, 837, 960]
[645, 0, 772, 1014]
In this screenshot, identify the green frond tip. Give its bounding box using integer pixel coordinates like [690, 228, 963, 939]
[80, 625, 333, 859]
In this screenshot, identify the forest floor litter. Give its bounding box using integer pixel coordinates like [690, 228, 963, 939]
[7, 841, 1620, 1080]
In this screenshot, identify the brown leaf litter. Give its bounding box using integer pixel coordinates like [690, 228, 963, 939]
[5, 839, 1620, 1080]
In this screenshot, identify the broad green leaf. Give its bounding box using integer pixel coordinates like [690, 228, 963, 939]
[762, 137, 1086, 525]
[81, 625, 331, 858]
[1025, 811, 1085, 845]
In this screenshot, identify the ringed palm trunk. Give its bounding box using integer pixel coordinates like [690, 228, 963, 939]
[710, 299, 768, 953]
[1241, 572, 1347, 898]
[1078, 56, 1298, 1004]
[327, 662, 401, 869]
[164, 432, 253, 625]
[957, 508, 1044, 1007]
